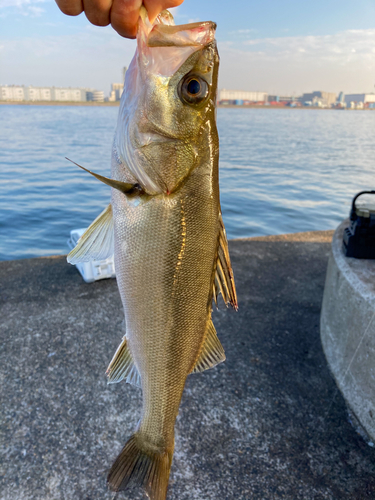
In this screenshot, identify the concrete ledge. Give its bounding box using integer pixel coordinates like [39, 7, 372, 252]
[1, 232, 375, 499]
[321, 220, 375, 442]
[235, 229, 334, 243]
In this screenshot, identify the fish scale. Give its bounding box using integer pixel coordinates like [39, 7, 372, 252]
[67, 7, 237, 500]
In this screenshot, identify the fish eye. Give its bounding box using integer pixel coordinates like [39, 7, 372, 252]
[187, 79, 201, 95]
[179, 75, 209, 105]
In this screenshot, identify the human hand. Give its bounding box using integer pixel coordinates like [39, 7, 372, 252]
[55, 0, 184, 39]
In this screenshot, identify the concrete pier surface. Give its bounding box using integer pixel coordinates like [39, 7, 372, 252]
[1, 231, 375, 500]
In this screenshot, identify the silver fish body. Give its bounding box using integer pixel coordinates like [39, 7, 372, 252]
[68, 8, 237, 500]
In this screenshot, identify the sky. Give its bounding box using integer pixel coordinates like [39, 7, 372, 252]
[1, 0, 375, 96]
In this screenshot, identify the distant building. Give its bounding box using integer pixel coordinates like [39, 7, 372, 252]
[219, 89, 268, 103]
[0, 84, 106, 102]
[109, 67, 127, 101]
[311, 96, 327, 108]
[337, 91, 345, 104]
[268, 95, 296, 104]
[87, 90, 104, 102]
[51, 87, 87, 102]
[301, 91, 337, 107]
[344, 93, 375, 106]
[0, 85, 25, 101]
[109, 83, 124, 102]
[24, 86, 52, 101]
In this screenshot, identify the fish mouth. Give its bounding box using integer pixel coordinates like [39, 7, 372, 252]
[147, 21, 217, 48]
[136, 9, 217, 78]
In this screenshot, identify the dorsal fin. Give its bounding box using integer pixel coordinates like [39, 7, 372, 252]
[213, 213, 238, 310]
[67, 204, 114, 264]
[106, 336, 141, 388]
[191, 320, 225, 373]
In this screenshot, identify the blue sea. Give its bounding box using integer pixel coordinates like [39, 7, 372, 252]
[0, 105, 373, 261]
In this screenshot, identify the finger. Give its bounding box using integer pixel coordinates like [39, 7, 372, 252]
[83, 0, 112, 26]
[55, 0, 84, 16]
[143, 0, 184, 23]
[110, 0, 142, 39]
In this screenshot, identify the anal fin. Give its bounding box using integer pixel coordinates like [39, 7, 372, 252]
[106, 336, 141, 388]
[191, 320, 225, 373]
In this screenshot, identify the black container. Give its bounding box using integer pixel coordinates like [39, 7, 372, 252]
[343, 190, 375, 259]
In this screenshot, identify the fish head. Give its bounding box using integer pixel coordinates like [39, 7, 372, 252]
[114, 9, 219, 195]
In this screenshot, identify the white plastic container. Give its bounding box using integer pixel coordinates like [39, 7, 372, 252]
[67, 228, 116, 283]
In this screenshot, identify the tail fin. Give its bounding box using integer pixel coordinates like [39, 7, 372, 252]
[107, 434, 173, 500]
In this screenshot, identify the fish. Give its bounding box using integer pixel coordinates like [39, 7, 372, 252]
[67, 7, 237, 500]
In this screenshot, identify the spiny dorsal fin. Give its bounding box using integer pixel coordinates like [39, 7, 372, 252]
[191, 320, 225, 373]
[213, 213, 238, 310]
[106, 336, 141, 388]
[67, 204, 114, 264]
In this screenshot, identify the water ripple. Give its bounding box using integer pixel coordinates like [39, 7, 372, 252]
[0, 105, 374, 260]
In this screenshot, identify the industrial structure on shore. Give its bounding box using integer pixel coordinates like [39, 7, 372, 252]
[108, 67, 127, 102]
[219, 89, 375, 109]
[219, 89, 268, 104]
[1, 78, 374, 109]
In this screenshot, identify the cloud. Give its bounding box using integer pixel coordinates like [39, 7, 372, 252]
[218, 29, 375, 94]
[240, 29, 375, 65]
[0, 0, 46, 7]
[228, 29, 257, 35]
[0, 0, 48, 16]
[2, 22, 375, 97]
[25, 5, 45, 16]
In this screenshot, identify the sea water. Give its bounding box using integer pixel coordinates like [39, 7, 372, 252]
[0, 105, 373, 260]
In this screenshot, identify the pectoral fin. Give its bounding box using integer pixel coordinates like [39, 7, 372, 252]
[213, 213, 238, 310]
[67, 204, 114, 264]
[191, 320, 225, 373]
[106, 336, 141, 388]
[66, 158, 142, 195]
